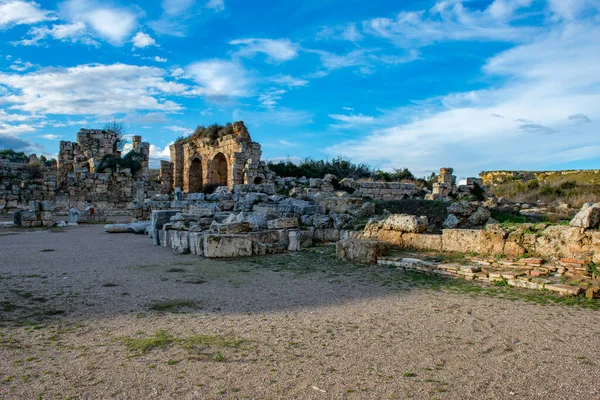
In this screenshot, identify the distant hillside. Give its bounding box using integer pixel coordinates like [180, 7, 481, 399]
[479, 170, 600, 206]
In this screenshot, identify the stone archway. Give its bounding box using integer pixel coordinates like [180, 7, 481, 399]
[210, 153, 228, 187]
[188, 157, 203, 192]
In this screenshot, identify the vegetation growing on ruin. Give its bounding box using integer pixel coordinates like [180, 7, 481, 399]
[185, 123, 235, 143]
[487, 171, 600, 207]
[96, 151, 143, 174]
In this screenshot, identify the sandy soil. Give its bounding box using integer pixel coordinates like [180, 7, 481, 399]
[1, 225, 599, 399]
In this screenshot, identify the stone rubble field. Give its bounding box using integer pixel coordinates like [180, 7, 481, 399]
[1, 225, 599, 399]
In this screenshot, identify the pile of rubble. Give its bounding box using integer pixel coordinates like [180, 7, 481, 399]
[109, 181, 369, 257]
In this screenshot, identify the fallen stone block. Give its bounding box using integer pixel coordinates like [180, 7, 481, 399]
[545, 284, 582, 296]
[189, 232, 204, 255]
[288, 230, 313, 252]
[203, 234, 253, 258]
[151, 210, 180, 231]
[570, 202, 600, 229]
[267, 217, 299, 229]
[336, 239, 388, 265]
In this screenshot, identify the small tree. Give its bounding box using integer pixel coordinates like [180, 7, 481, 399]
[103, 121, 128, 151]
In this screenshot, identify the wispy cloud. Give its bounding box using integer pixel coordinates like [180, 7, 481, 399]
[259, 88, 286, 109]
[363, 1, 539, 49]
[229, 38, 299, 63]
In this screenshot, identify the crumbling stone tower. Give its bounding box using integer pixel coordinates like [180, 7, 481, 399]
[164, 121, 274, 193]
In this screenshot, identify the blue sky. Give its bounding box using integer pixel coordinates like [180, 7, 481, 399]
[0, 0, 599, 179]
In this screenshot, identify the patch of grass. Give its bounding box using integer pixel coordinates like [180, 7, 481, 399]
[122, 330, 247, 356]
[214, 352, 225, 362]
[123, 330, 175, 354]
[40, 248, 55, 252]
[403, 372, 417, 378]
[150, 300, 197, 312]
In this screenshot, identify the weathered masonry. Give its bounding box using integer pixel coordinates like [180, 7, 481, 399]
[163, 121, 274, 193]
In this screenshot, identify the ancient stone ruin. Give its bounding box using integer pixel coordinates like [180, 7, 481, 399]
[1, 128, 157, 213]
[161, 121, 275, 193]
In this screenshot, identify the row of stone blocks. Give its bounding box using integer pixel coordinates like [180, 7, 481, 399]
[377, 257, 588, 297]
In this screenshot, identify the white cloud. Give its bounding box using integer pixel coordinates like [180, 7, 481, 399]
[0, 0, 55, 30]
[229, 38, 299, 63]
[329, 114, 375, 123]
[40, 133, 61, 140]
[15, 22, 94, 46]
[327, 16, 600, 176]
[0, 63, 184, 116]
[154, 56, 168, 63]
[308, 48, 417, 75]
[0, 122, 37, 135]
[60, 0, 138, 45]
[132, 32, 157, 48]
[149, 142, 174, 166]
[186, 59, 252, 97]
[363, 0, 538, 48]
[206, 0, 224, 12]
[270, 74, 309, 88]
[259, 88, 286, 109]
[9, 60, 34, 71]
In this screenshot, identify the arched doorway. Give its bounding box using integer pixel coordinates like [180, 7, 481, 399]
[188, 158, 203, 192]
[210, 153, 228, 187]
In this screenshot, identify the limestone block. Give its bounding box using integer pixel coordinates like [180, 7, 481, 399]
[382, 214, 428, 233]
[151, 210, 180, 230]
[268, 217, 299, 229]
[442, 229, 482, 253]
[336, 239, 388, 265]
[212, 221, 252, 234]
[159, 230, 171, 247]
[443, 214, 460, 229]
[21, 210, 38, 222]
[401, 233, 443, 252]
[570, 202, 600, 229]
[288, 230, 314, 252]
[203, 234, 253, 258]
[468, 207, 491, 225]
[545, 284, 582, 296]
[313, 228, 341, 243]
[169, 230, 190, 253]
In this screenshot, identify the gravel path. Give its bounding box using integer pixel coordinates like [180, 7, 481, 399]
[1, 225, 599, 399]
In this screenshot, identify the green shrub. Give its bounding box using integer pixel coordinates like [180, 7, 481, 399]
[0, 149, 28, 163]
[96, 151, 143, 174]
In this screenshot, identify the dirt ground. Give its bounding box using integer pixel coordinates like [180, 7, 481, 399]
[1, 225, 599, 400]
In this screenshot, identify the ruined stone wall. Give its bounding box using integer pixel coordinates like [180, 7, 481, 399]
[1, 128, 154, 212]
[0, 159, 57, 211]
[363, 223, 600, 263]
[167, 121, 274, 193]
[354, 182, 422, 200]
